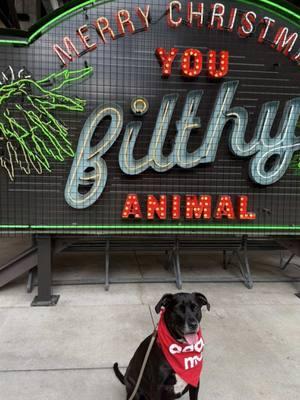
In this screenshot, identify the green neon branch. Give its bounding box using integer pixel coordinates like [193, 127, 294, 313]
[0, 66, 93, 180]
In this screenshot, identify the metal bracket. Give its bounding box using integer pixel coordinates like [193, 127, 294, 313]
[223, 250, 228, 270]
[26, 267, 36, 293]
[230, 236, 253, 289]
[105, 240, 110, 291]
[172, 239, 182, 290]
[279, 253, 300, 271]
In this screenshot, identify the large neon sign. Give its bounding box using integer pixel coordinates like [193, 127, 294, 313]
[0, 0, 300, 234]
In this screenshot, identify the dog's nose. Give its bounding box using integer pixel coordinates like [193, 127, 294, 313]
[188, 320, 198, 330]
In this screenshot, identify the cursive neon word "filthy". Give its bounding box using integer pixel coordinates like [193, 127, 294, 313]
[65, 80, 300, 209]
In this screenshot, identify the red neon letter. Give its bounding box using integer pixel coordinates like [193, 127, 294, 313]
[77, 25, 97, 51]
[116, 10, 135, 36]
[122, 194, 142, 219]
[187, 2, 204, 28]
[227, 8, 238, 32]
[95, 17, 116, 43]
[214, 196, 235, 220]
[291, 50, 300, 63]
[208, 3, 225, 30]
[207, 50, 229, 79]
[257, 17, 275, 43]
[136, 5, 150, 30]
[181, 49, 203, 78]
[272, 27, 298, 56]
[186, 196, 211, 219]
[167, 1, 182, 28]
[147, 195, 167, 220]
[53, 37, 80, 65]
[238, 11, 257, 38]
[156, 48, 179, 77]
[238, 196, 256, 220]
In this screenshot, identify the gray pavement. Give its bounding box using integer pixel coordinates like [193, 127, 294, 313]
[0, 238, 300, 400]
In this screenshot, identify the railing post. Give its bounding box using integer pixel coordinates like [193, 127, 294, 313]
[31, 236, 59, 306]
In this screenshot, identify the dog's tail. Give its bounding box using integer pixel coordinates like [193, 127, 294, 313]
[113, 362, 125, 385]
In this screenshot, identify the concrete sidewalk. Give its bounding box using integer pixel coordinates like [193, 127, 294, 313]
[0, 239, 300, 400]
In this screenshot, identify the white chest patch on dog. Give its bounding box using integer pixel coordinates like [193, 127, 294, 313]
[174, 374, 188, 394]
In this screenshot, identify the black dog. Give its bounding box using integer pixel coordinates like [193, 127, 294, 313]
[114, 292, 210, 400]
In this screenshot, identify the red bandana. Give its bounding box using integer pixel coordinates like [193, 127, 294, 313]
[157, 311, 204, 388]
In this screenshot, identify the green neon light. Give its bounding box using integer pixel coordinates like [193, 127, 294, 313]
[0, 0, 298, 46]
[1, 223, 300, 231]
[239, 0, 299, 26]
[27, 225, 300, 231]
[0, 66, 92, 180]
[29, 0, 112, 43]
[242, 0, 299, 23]
[0, 225, 30, 229]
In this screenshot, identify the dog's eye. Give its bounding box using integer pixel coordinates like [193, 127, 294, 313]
[190, 303, 198, 311]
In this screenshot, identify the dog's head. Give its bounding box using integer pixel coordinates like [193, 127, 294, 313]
[155, 292, 210, 343]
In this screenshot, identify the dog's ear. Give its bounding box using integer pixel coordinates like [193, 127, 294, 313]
[193, 293, 210, 311]
[155, 293, 174, 314]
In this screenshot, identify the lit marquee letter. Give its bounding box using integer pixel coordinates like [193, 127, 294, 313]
[168, 1, 183, 28]
[148, 94, 178, 172]
[208, 3, 225, 30]
[181, 49, 203, 78]
[122, 194, 143, 219]
[207, 50, 229, 79]
[186, 196, 211, 219]
[249, 98, 300, 185]
[94, 17, 116, 43]
[176, 81, 248, 168]
[116, 10, 136, 36]
[119, 93, 178, 175]
[238, 196, 256, 220]
[172, 195, 181, 219]
[175, 90, 203, 168]
[214, 196, 235, 219]
[119, 121, 151, 175]
[238, 11, 257, 38]
[147, 195, 167, 220]
[229, 97, 300, 185]
[77, 25, 97, 51]
[187, 2, 204, 28]
[272, 27, 298, 56]
[65, 104, 123, 209]
[156, 47, 179, 77]
[53, 37, 80, 65]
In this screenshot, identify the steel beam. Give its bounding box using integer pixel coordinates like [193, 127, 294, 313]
[0, 0, 20, 29]
[41, 0, 59, 13]
[31, 236, 59, 306]
[0, 246, 37, 288]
